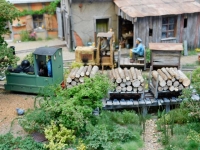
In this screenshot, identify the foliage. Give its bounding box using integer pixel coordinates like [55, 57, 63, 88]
[145, 48, 151, 63]
[44, 121, 75, 150]
[187, 129, 200, 143]
[0, 133, 45, 150]
[19, 0, 60, 16]
[20, 74, 113, 134]
[23, 53, 34, 65]
[70, 62, 83, 69]
[0, 0, 20, 70]
[85, 111, 142, 150]
[20, 30, 30, 41]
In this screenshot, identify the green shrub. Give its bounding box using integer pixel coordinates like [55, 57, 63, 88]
[20, 30, 30, 42]
[0, 133, 45, 150]
[145, 48, 151, 63]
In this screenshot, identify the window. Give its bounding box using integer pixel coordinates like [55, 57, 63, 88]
[161, 17, 176, 38]
[149, 28, 153, 36]
[184, 18, 187, 28]
[33, 15, 43, 28]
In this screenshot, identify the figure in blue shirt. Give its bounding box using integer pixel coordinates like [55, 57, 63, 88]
[47, 56, 52, 77]
[132, 38, 144, 62]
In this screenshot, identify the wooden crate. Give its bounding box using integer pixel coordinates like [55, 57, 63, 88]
[149, 43, 183, 69]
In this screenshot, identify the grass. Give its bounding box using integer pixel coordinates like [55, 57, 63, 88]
[164, 123, 200, 150]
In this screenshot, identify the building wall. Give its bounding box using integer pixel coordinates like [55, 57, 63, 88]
[12, 2, 58, 41]
[71, 2, 117, 46]
[135, 13, 200, 49]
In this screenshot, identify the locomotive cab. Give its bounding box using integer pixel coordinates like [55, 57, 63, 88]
[4, 47, 63, 94]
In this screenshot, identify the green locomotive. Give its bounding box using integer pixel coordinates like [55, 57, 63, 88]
[4, 47, 64, 94]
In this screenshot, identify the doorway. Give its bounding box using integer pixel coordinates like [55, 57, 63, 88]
[96, 19, 109, 34]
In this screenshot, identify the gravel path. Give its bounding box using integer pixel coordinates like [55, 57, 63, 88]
[141, 119, 163, 150]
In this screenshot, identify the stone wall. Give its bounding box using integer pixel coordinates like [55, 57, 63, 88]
[71, 2, 117, 46]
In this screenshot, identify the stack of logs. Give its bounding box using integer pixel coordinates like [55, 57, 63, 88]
[151, 67, 190, 92]
[66, 65, 99, 88]
[109, 67, 144, 93]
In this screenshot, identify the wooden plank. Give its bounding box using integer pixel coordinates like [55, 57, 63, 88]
[157, 16, 162, 42]
[175, 15, 181, 43]
[146, 17, 149, 47]
[152, 16, 157, 43]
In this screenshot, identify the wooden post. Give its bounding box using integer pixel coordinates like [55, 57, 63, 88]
[118, 45, 121, 68]
[183, 40, 188, 56]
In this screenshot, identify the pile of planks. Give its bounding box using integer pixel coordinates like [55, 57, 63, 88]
[109, 67, 144, 93]
[151, 67, 190, 92]
[66, 65, 99, 88]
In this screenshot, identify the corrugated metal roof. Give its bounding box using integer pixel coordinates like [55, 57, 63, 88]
[114, 0, 200, 18]
[7, 0, 53, 4]
[149, 43, 183, 51]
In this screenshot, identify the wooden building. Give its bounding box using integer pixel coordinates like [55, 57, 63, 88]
[61, 0, 200, 50]
[5, 0, 59, 41]
[114, 0, 200, 49]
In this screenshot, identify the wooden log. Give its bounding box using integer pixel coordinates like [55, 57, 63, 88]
[114, 68, 122, 83]
[171, 78, 176, 82]
[167, 80, 172, 86]
[133, 87, 137, 92]
[90, 66, 99, 78]
[152, 70, 166, 87]
[70, 68, 79, 79]
[86, 65, 92, 76]
[126, 80, 132, 86]
[71, 81, 77, 86]
[178, 84, 184, 90]
[173, 67, 180, 80]
[118, 67, 125, 79]
[127, 85, 133, 92]
[173, 81, 179, 87]
[75, 66, 84, 78]
[124, 68, 130, 80]
[177, 70, 191, 86]
[81, 66, 88, 77]
[116, 86, 122, 92]
[138, 86, 143, 92]
[132, 79, 141, 87]
[169, 86, 175, 91]
[130, 67, 137, 80]
[67, 84, 73, 88]
[158, 86, 163, 92]
[135, 69, 144, 82]
[109, 70, 115, 82]
[163, 85, 168, 91]
[166, 67, 175, 77]
[157, 69, 168, 81]
[111, 69, 117, 80]
[120, 82, 126, 87]
[122, 87, 127, 92]
[127, 70, 133, 80]
[66, 77, 72, 83]
[174, 87, 179, 91]
[122, 78, 127, 83]
[79, 77, 84, 83]
[161, 67, 172, 79]
[74, 78, 79, 82]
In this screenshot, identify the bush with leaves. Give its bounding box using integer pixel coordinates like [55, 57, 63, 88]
[44, 121, 76, 150]
[0, 133, 45, 150]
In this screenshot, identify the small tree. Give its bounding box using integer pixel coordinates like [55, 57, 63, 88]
[0, 0, 20, 73]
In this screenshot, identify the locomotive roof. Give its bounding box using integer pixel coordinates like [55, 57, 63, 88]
[33, 47, 60, 56]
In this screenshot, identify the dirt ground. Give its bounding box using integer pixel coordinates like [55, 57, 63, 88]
[0, 90, 35, 137]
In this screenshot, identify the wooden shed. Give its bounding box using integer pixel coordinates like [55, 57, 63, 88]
[114, 0, 200, 49]
[149, 43, 183, 69]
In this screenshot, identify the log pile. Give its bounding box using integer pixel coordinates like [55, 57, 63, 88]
[109, 67, 144, 93]
[66, 65, 99, 88]
[151, 67, 190, 92]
